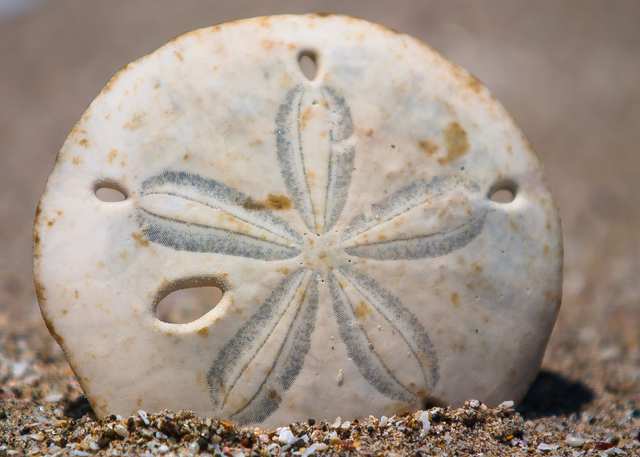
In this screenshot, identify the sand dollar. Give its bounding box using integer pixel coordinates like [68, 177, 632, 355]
[34, 14, 562, 426]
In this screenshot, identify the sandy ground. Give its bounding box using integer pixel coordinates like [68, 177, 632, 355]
[0, 1, 639, 455]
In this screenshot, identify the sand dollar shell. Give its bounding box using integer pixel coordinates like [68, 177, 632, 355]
[34, 14, 562, 426]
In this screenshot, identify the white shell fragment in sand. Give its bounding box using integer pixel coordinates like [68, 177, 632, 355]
[34, 14, 562, 426]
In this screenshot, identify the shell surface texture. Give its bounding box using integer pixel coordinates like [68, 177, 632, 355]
[34, 14, 562, 426]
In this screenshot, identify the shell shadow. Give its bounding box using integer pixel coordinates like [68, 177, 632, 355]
[517, 370, 595, 419]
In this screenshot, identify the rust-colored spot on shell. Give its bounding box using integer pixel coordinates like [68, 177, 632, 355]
[42, 315, 64, 346]
[243, 194, 292, 211]
[258, 17, 271, 28]
[34, 202, 42, 222]
[467, 74, 483, 93]
[107, 149, 118, 164]
[418, 139, 438, 156]
[354, 301, 371, 319]
[72, 156, 82, 166]
[33, 232, 41, 260]
[131, 232, 150, 247]
[450, 292, 460, 307]
[261, 39, 275, 50]
[101, 64, 129, 95]
[440, 122, 469, 165]
[197, 327, 209, 337]
[34, 279, 46, 305]
[78, 138, 90, 148]
[543, 244, 550, 256]
[300, 106, 313, 130]
[277, 267, 290, 275]
[124, 113, 145, 130]
[174, 50, 184, 61]
[74, 290, 80, 299]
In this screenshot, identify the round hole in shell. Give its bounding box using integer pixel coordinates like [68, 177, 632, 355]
[154, 278, 224, 324]
[94, 181, 128, 202]
[489, 179, 517, 204]
[298, 49, 318, 81]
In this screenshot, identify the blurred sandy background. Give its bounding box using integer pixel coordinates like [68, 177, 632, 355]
[1, 0, 638, 369]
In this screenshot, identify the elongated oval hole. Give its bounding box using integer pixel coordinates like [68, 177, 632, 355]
[95, 181, 127, 202]
[298, 50, 318, 80]
[155, 279, 224, 324]
[489, 180, 517, 203]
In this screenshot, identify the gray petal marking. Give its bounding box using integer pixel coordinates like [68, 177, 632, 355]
[207, 270, 319, 424]
[232, 272, 319, 424]
[275, 85, 316, 232]
[345, 210, 487, 260]
[337, 267, 439, 390]
[328, 271, 420, 403]
[322, 86, 355, 232]
[138, 209, 300, 260]
[141, 170, 302, 245]
[341, 174, 481, 243]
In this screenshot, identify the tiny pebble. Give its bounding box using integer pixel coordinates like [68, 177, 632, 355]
[11, 361, 28, 378]
[498, 400, 515, 409]
[277, 427, 295, 445]
[302, 442, 328, 456]
[537, 442, 559, 452]
[114, 423, 129, 438]
[137, 409, 150, 425]
[331, 417, 342, 428]
[418, 411, 431, 433]
[379, 415, 389, 427]
[565, 433, 586, 447]
[158, 444, 169, 453]
[44, 392, 63, 403]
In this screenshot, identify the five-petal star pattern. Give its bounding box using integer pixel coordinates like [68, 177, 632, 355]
[136, 84, 488, 424]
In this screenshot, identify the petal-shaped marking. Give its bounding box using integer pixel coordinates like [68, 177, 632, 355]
[137, 209, 300, 260]
[141, 170, 302, 245]
[322, 86, 355, 233]
[342, 175, 480, 241]
[207, 270, 319, 424]
[342, 175, 487, 260]
[275, 85, 316, 232]
[345, 211, 487, 260]
[328, 268, 438, 403]
[137, 171, 302, 260]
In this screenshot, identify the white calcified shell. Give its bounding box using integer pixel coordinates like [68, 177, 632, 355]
[34, 14, 562, 426]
